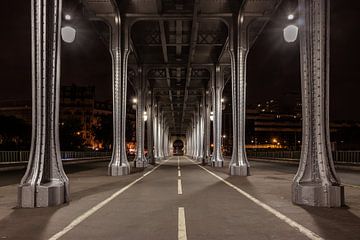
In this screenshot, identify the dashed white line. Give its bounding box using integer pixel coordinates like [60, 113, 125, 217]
[192, 159, 324, 240]
[178, 179, 183, 195]
[178, 170, 181, 177]
[48, 160, 168, 240]
[178, 207, 188, 240]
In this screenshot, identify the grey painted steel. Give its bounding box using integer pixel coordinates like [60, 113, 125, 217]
[211, 65, 224, 167]
[18, 0, 69, 208]
[197, 99, 204, 162]
[292, 0, 344, 207]
[107, 12, 130, 176]
[153, 103, 159, 160]
[146, 86, 155, 164]
[229, 13, 250, 176]
[204, 89, 212, 164]
[134, 67, 148, 168]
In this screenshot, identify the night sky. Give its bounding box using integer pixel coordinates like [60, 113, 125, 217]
[0, 0, 359, 121]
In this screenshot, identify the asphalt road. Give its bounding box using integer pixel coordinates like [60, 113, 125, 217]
[0, 157, 359, 240]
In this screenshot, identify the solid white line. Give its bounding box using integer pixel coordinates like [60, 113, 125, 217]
[344, 183, 360, 189]
[49, 161, 168, 240]
[178, 170, 181, 177]
[178, 207, 187, 240]
[177, 156, 180, 170]
[195, 162, 324, 240]
[178, 179, 183, 195]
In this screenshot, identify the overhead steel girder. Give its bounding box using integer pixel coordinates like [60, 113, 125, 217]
[180, 0, 200, 133]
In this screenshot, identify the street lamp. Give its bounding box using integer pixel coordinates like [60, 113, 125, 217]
[61, 26, 76, 43]
[65, 14, 72, 20]
[283, 25, 298, 43]
[210, 111, 214, 121]
[143, 111, 148, 122]
[287, 14, 294, 20]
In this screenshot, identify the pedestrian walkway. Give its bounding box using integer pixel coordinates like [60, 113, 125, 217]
[0, 157, 359, 240]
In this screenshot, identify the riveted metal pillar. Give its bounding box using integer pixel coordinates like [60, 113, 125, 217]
[147, 85, 155, 164]
[108, 18, 130, 176]
[18, 0, 69, 208]
[192, 118, 197, 159]
[193, 111, 198, 159]
[134, 67, 148, 168]
[164, 125, 169, 158]
[158, 113, 164, 159]
[153, 101, 159, 160]
[203, 89, 211, 164]
[229, 15, 250, 176]
[292, 0, 344, 207]
[211, 65, 224, 167]
[197, 99, 204, 162]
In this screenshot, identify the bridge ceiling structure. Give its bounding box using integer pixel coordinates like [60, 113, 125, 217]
[83, 0, 282, 135]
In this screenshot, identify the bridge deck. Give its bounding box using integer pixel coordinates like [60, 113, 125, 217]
[0, 157, 359, 240]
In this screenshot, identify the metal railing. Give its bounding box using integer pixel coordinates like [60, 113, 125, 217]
[0, 151, 111, 164]
[247, 150, 360, 165]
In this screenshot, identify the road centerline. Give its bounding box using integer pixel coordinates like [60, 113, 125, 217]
[178, 207, 188, 240]
[178, 179, 183, 195]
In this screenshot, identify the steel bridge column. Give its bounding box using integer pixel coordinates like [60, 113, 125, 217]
[108, 17, 130, 176]
[292, 0, 344, 207]
[18, 0, 69, 208]
[192, 116, 197, 159]
[211, 65, 224, 167]
[229, 15, 250, 176]
[158, 113, 164, 159]
[203, 89, 211, 164]
[197, 100, 204, 162]
[153, 102, 159, 160]
[134, 67, 148, 168]
[193, 112, 198, 159]
[147, 87, 155, 164]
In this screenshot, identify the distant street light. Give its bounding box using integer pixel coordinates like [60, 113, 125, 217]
[132, 98, 138, 104]
[65, 14, 72, 20]
[283, 24, 298, 43]
[287, 14, 294, 20]
[61, 26, 76, 43]
[210, 111, 214, 121]
[143, 111, 148, 122]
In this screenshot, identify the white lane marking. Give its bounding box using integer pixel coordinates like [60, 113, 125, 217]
[193, 161, 324, 240]
[49, 160, 168, 240]
[178, 179, 183, 195]
[344, 183, 360, 189]
[178, 207, 188, 240]
[178, 170, 181, 177]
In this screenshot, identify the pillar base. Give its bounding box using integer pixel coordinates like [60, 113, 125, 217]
[108, 163, 130, 176]
[18, 180, 69, 208]
[229, 164, 250, 176]
[134, 158, 148, 168]
[211, 160, 224, 168]
[147, 157, 155, 165]
[292, 182, 344, 207]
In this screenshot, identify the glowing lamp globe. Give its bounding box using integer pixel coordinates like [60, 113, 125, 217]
[283, 25, 298, 43]
[61, 26, 76, 43]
